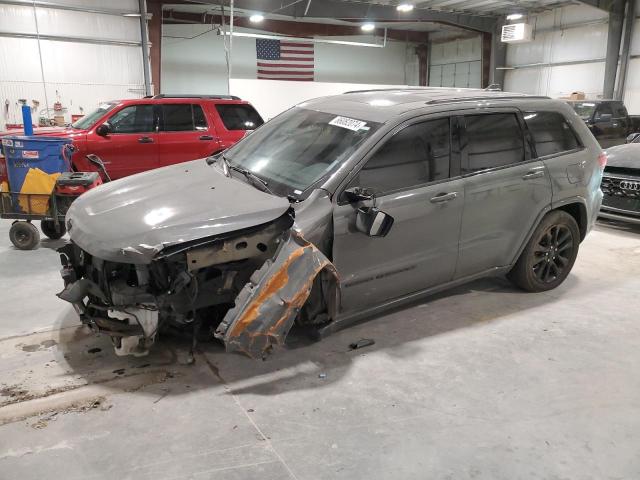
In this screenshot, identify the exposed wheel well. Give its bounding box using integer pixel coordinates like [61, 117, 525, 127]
[556, 203, 587, 241]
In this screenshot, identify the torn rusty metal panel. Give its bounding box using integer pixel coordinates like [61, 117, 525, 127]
[185, 224, 280, 271]
[215, 232, 339, 358]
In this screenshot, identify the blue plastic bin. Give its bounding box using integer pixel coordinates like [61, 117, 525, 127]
[2, 136, 73, 193]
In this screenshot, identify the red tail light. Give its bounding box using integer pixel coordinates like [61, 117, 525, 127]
[598, 152, 608, 168]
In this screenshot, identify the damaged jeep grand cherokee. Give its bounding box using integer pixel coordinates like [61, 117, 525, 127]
[58, 88, 604, 359]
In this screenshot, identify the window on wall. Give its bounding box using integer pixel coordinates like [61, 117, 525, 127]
[356, 118, 451, 194]
[109, 105, 154, 133]
[462, 113, 524, 174]
[524, 111, 580, 157]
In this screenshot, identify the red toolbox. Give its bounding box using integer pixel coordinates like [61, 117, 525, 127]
[55, 171, 102, 195]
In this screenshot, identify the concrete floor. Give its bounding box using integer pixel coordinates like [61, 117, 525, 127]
[0, 219, 639, 480]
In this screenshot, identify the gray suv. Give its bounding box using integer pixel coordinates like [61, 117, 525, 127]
[57, 88, 604, 359]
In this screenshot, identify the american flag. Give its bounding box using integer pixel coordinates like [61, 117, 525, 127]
[256, 39, 314, 82]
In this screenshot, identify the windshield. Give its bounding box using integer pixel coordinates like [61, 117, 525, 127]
[222, 107, 381, 198]
[570, 102, 597, 120]
[72, 102, 117, 129]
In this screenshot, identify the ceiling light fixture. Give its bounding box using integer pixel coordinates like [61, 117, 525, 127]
[506, 13, 524, 20]
[361, 22, 376, 32]
[396, 3, 414, 12]
[249, 13, 265, 23]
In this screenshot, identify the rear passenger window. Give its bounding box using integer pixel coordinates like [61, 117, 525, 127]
[524, 111, 580, 157]
[613, 103, 628, 118]
[193, 105, 208, 130]
[162, 104, 196, 131]
[357, 118, 450, 194]
[215, 105, 264, 130]
[463, 113, 524, 173]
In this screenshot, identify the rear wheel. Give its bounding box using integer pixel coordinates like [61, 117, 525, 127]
[508, 210, 580, 292]
[9, 221, 40, 250]
[41, 219, 66, 240]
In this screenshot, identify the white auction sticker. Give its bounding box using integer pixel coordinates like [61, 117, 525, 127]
[329, 116, 367, 132]
[22, 150, 39, 159]
[1, 139, 13, 147]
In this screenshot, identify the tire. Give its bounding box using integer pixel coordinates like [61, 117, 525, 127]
[41, 219, 66, 240]
[9, 222, 40, 250]
[508, 210, 580, 292]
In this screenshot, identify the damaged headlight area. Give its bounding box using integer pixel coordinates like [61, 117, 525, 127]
[57, 212, 339, 359]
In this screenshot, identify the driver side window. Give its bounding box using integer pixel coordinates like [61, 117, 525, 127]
[350, 118, 451, 195]
[109, 105, 154, 134]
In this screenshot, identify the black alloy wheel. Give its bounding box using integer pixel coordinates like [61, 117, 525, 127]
[508, 210, 580, 292]
[532, 224, 574, 284]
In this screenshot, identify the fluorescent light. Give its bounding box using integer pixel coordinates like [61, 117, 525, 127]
[122, 13, 141, 17]
[361, 22, 375, 32]
[396, 3, 414, 12]
[249, 13, 264, 23]
[506, 13, 524, 20]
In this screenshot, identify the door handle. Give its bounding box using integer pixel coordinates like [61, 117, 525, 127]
[430, 192, 458, 204]
[522, 170, 545, 180]
[199, 135, 215, 141]
[138, 136, 154, 144]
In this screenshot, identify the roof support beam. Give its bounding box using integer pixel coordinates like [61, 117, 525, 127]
[603, 0, 625, 98]
[490, 19, 507, 88]
[187, 0, 498, 33]
[616, 0, 635, 100]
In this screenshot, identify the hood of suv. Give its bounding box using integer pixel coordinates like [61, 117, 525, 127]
[66, 159, 291, 263]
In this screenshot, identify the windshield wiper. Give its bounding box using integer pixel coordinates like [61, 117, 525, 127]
[229, 165, 274, 195]
[207, 153, 274, 195]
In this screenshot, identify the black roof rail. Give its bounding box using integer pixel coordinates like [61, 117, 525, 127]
[152, 94, 241, 100]
[426, 95, 551, 105]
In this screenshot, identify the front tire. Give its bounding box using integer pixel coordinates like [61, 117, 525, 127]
[508, 210, 580, 292]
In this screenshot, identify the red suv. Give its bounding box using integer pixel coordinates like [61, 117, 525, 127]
[1, 95, 264, 180]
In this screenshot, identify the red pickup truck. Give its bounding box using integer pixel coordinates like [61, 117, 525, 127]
[0, 94, 264, 181]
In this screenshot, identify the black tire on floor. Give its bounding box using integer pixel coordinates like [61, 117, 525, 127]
[41, 219, 66, 240]
[9, 221, 41, 250]
[507, 210, 580, 292]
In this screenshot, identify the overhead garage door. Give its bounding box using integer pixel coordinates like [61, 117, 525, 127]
[429, 36, 482, 89]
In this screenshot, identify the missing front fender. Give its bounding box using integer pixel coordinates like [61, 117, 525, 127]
[215, 232, 339, 359]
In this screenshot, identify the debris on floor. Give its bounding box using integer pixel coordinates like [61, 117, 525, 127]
[349, 338, 375, 350]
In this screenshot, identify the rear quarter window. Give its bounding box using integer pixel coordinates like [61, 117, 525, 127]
[215, 104, 264, 131]
[524, 111, 581, 157]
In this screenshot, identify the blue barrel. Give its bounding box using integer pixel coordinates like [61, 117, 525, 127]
[1, 136, 73, 193]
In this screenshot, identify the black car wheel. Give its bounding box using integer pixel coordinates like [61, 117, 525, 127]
[41, 219, 66, 240]
[9, 221, 41, 250]
[508, 210, 580, 292]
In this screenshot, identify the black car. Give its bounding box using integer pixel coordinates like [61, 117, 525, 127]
[600, 133, 640, 224]
[567, 100, 636, 148]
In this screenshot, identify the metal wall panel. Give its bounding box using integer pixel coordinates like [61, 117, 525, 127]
[0, 1, 144, 130]
[504, 4, 610, 102]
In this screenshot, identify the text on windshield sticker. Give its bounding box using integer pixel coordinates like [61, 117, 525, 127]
[329, 116, 367, 132]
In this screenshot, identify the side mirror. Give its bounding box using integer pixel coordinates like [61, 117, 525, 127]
[343, 186, 374, 203]
[96, 123, 111, 136]
[595, 113, 612, 123]
[626, 133, 640, 144]
[355, 207, 394, 237]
